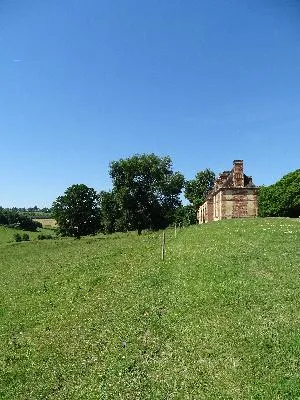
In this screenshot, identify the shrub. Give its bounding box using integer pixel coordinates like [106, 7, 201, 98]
[13, 233, 22, 242]
[22, 233, 30, 241]
[37, 233, 53, 240]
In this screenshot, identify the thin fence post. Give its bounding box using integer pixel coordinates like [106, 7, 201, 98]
[161, 231, 166, 261]
[174, 223, 177, 238]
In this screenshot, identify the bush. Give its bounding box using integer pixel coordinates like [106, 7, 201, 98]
[13, 233, 22, 242]
[37, 233, 53, 240]
[22, 233, 30, 241]
[13, 232, 30, 242]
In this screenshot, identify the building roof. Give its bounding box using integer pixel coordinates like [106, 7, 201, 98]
[204, 160, 257, 201]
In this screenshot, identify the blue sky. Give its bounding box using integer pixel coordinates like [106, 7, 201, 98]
[1, 0, 300, 207]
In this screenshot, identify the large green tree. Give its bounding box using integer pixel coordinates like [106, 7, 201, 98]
[258, 170, 300, 217]
[109, 154, 184, 234]
[52, 184, 100, 237]
[185, 168, 215, 209]
[99, 190, 126, 234]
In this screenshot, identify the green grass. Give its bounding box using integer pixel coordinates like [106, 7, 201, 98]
[1, 218, 300, 399]
[0, 226, 56, 244]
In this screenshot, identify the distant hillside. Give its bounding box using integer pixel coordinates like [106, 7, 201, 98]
[1, 218, 300, 399]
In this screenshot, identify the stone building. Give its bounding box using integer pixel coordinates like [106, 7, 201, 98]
[197, 160, 258, 224]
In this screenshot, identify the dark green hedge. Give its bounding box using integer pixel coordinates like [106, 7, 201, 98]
[258, 170, 300, 217]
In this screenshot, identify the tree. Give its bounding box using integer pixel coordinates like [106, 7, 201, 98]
[258, 170, 300, 217]
[0, 207, 41, 231]
[52, 184, 100, 237]
[184, 169, 215, 209]
[109, 154, 184, 234]
[173, 204, 198, 226]
[99, 190, 124, 234]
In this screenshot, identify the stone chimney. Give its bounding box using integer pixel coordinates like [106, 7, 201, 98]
[232, 160, 244, 187]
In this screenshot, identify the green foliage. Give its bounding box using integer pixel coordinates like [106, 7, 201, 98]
[52, 184, 100, 238]
[13, 233, 22, 242]
[108, 153, 184, 234]
[22, 233, 30, 241]
[1, 219, 300, 398]
[184, 168, 215, 209]
[37, 233, 53, 240]
[23, 211, 53, 219]
[258, 170, 300, 217]
[0, 226, 55, 244]
[99, 190, 122, 234]
[0, 208, 41, 231]
[13, 232, 30, 242]
[6, 206, 53, 219]
[173, 204, 198, 226]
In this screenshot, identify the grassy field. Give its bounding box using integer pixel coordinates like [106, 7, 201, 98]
[1, 218, 300, 399]
[33, 218, 57, 228]
[0, 226, 56, 244]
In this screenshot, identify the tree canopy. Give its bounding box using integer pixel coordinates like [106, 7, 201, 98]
[258, 170, 300, 217]
[52, 184, 100, 237]
[99, 190, 123, 234]
[0, 208, 41, 231]
[184, 169, 215, 209]
[172, 204, 198, 226]
[107, 154, 184, 234]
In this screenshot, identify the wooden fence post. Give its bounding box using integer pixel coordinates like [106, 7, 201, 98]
[161, 231, 166, 260]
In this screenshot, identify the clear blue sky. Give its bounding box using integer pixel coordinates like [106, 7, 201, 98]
[1, 0, 299, 207]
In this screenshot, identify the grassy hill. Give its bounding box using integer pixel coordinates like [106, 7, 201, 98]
[1, 218, 300, 399]
[0, 226, 55, 244]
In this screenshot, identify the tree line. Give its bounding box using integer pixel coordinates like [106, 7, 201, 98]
[52, 153, 215, 237]
[2, 154, 298, 237]
[7, 206, 51, 213]
[3, 206, 52, 220]
[258, 170, 300, 218]
[0, 208, 42, 231]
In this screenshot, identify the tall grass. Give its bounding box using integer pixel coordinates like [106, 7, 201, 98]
[1, 218, 300, 399]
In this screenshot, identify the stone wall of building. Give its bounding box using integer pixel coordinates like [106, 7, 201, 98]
[197, 161, 258, 224]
